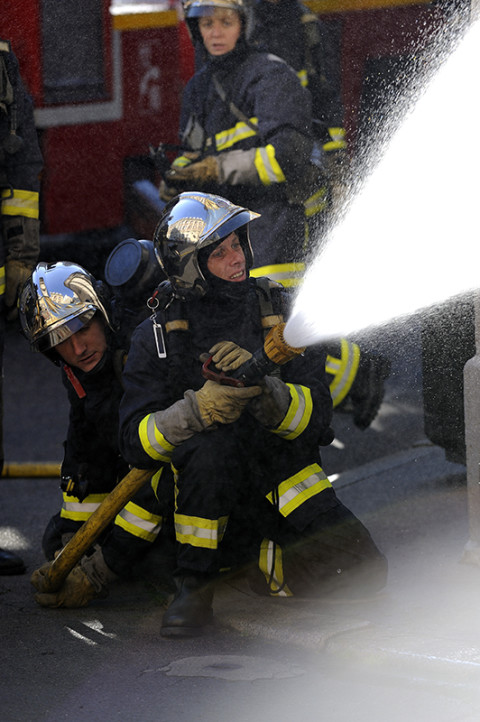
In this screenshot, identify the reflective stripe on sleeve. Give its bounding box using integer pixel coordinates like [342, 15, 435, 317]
[296, 68, 308, 87]
[115, 501, 163, 542]
[138, 413, 175, 462]
[272, 384, 312, 440]
[258, 539, 293, 597]
[250, 263, 305, 288]
[323, 127, 347, 152]
[215, 117, 258, 150]
[325, 338, 360, 407]
[60, 493, 109, 521]
[304, 186, 328, 218]
[255, 144, 286, 185]
[267, 463, 332, 517]
[0, 265, 5, 296]
[174, 512, 228, 550]
[1, 189, 39, 218]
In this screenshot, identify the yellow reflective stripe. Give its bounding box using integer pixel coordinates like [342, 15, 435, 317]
[255, 144, 286, 185]
[172, 155, 193, 168]
[138, 413, 175, 462]
[250, 262, 305, 288]
[304, 186, 327, 217]
[267, 463, 332, 517]
[174, 513, 228, 549]
[323, 126, 347, 152]
[0, 265, 5, 296]
[258, 539, 293, 597]
[273, 384, 312, 440]
[60, 493, 109, 521]
[296, 68, 308, 87]
[215, 117, 258, 150]
[150, 467, 163, 499]
[115, 501, 162, 541]
[1, 188, 39, 218]
[326, 339, 360, 407]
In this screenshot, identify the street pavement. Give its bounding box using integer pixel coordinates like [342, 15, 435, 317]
[2, 316, 480, 721]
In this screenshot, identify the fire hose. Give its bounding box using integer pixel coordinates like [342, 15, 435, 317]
[31, 467, 153, 593]
[31, 323, 305, 595]
[202, 322, 306, 386]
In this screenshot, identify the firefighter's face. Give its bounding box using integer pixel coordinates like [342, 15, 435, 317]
[198, 8, 242, 56]
[56, 316, 107, 373]
[207, 232, 247, 282]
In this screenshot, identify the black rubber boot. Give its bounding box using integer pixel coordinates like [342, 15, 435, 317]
[0, 548, 26, 575]
[160, 574, 214, 638]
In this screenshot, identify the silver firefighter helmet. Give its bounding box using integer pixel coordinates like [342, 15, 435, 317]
[182, 0, 251, 44]
[153, 191, 259, 299]
[19, 261, 111, 354]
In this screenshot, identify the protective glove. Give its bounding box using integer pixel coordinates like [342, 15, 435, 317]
[209, 341, 252, 372]
[31, 548, 117, 608]
[324, 149, 350, 210]
[158, 152, 201, 201]
[159, 179, 179, 203]
[248, 375, 291, 428]
[31, 564, 99, 608]
[194, 379, 261, 426]
[166, 155, 220, 187]
[5, 259, 33, 319]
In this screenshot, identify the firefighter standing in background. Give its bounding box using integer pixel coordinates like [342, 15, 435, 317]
[247, 0, 392, 429]
[160, 0, 314, 285]
[0, 39, 43, 575]
[118, 192, 387, 637]
[247, 0, 347, 234]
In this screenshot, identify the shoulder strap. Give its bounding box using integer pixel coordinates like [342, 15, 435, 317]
[254, 277, 284, 338]
[212, 74, 259, 134]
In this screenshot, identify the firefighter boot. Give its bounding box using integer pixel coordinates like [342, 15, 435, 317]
[349, 351, 391, 430]
[160, 574, 214, 638]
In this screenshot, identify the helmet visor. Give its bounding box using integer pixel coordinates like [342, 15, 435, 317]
[33, 310, 96, 354]
[184, 0, 244, 17]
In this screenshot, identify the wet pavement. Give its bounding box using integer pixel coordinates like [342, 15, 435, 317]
[2, 316, 480, 721]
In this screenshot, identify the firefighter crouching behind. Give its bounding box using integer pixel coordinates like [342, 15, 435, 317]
[20, 260, 174, 607]
[0, 39, 43, 575]
[119, 192, 387, 637]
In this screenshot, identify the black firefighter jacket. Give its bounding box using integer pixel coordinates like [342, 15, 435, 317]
[119, 278, 338, 536]
[177, 43, 314, 275]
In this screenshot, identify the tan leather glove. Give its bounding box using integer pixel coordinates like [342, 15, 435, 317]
[166, 156, 220, 186]
[194, 379, 261, 426]
[324, 149, 350, 210]
[159, 179, 179, 203]
[5, 259, 33, 318]
[209, 341, 252, 372]
[31, 564, 99, 608]
[31, 548, 116, 608]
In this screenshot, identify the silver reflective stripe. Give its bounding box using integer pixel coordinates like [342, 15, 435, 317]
[174, 514, 228, 549]
[62, 500, 102, 514]
[117, 508, 162, 536]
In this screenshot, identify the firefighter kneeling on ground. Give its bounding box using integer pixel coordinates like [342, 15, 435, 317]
[117, 192, 387, 637]
[20, 259, 175, 607]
